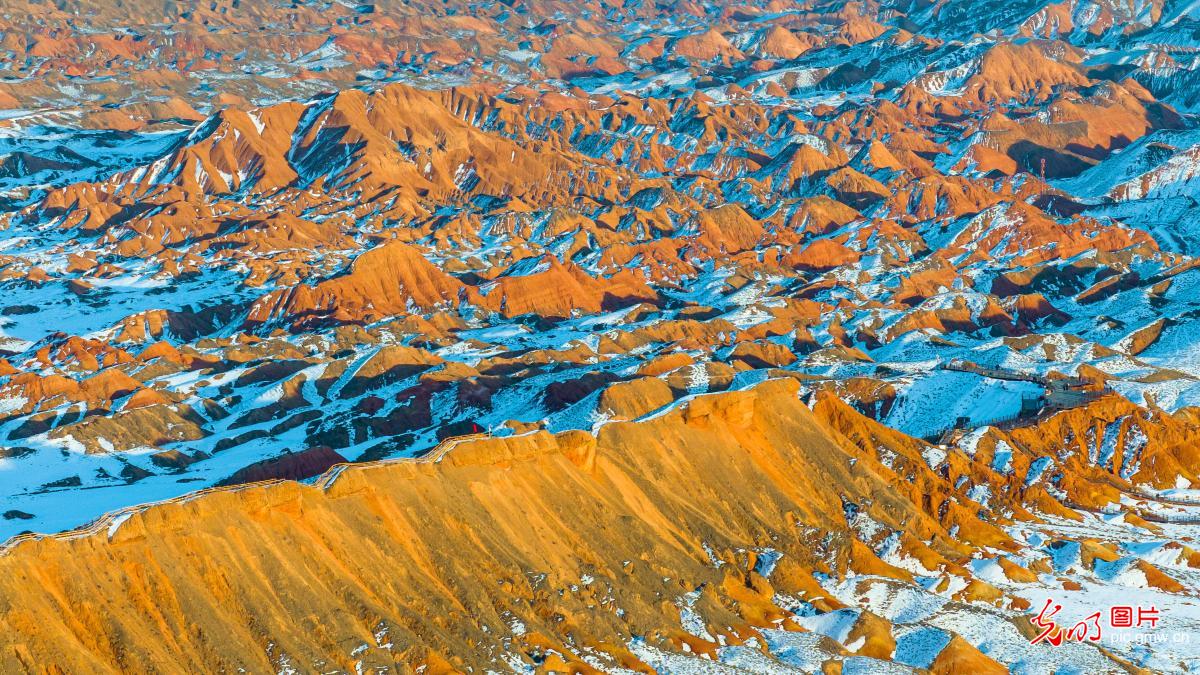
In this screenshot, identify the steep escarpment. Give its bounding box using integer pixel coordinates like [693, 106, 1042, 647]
[0, 380, 1032, 673]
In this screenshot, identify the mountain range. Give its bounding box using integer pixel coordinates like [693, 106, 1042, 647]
[4, 0, 1200, 672]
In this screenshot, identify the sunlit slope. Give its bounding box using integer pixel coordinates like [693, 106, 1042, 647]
[0, 378, 1024, 673]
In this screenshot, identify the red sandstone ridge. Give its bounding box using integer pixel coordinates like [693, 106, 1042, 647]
[964, 41, 1089, 104]
[486, 257, 658, 318]
[753, 25, 814, 60]
[246, 240, 470, 328]
[670, 27, 744, 62]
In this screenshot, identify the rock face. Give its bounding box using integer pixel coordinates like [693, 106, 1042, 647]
[596, 376, 674, 420]
[1, 380, 1199, 671]
[0, 382, 1057, 672]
